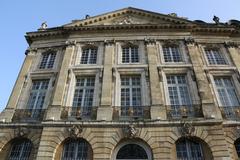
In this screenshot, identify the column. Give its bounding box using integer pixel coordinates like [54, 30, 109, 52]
[0, 48, 35, 122]
[185, 38, 222, 119]
[45, 41, 75, 121]
[97, 41, 114, 121]
[146, 40, 166, 120]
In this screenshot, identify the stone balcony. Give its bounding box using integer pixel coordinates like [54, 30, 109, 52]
[112, 106, 150, 121]
[60, 106, 98, 121]
[166, 104, 203, 120]
[12, 109, 46, 122]
[220, 106, 240, 120]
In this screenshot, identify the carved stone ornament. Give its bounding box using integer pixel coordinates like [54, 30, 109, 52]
[104, 39, 115, 46]
[38, 21, 47, 30]
[213, 15, 220, 24]
[14, 127, 30, 137]
[184, 37, 196, 45]
[113, 15, 137, 25]
[65, 40, 76, 46]
[25, 47, 37, 55]
[224, 41, 238, 48]
[144, 38, 156, 45]
[162, 39, 179, 47]
[67, 125, 83, 138]
[235, 126, 240, 136]
[179, 122, 195, 137]
[122, 125, 138, 138]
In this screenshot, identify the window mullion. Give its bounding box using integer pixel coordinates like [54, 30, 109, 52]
[170, 47, 173, 62]
[129, 47, 131, 63]
[81, 79, 87, 107]
[130, 78, 133, 106]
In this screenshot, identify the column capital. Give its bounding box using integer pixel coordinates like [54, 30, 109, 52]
[224, 41, 239, 48]
[65, 40, 76, 47]
[184, 37, 197, 46]
[25, 47, 37, 55]
[104, 39, 115, 46]
[144, 38, 156, 45]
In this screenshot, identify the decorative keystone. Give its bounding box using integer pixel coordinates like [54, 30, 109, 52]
[67, 125, 83, 138]
[122, 125, 138, 138]
[14, 127, 30, 137]
[179, 122, 195, 137]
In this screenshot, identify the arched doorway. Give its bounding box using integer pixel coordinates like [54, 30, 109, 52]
[113, 140, 152, 160]
[175, 137, 212, 160]
[55, 138, 93, 160]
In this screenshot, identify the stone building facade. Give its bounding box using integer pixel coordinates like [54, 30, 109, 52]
[0, 7, 240, 160]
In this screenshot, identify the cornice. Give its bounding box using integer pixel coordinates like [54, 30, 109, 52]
[25, 24, 239, 45]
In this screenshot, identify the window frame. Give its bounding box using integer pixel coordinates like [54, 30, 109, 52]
[38, 51, 57, 69]
[159, 41, 189, 64]
[80, 47, 98, 64]
[200, 44, 232, 67]
[176, 138, 204, 160]
[8, 139, 32, 160]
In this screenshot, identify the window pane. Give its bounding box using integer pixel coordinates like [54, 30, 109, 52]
[62, 139, 89, 160]
[9, 140, 32, 160]
[27, 80, 49, 110]
[214, 77, 239, 106]
[163, 46, 182, 62]
[122, 46, 139, 63]
[205, 49, 227, 65]
[39, 52, 56, 69]
[80, 48, 97, 64]
[73, 77, 95, 107]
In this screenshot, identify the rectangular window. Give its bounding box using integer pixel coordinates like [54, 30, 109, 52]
[214, 77, 240, 118]
[122, 46, 139, 63]
[27, 80, 49, 117]
[205, 48, 227, 65]
[163, 46, 182, 62]
[80, 48, 97, 64]
[120, 76, 142, 116]
[72, 77, 95, 117]
[39, 52, 56, 69]
[166, 75, 192, 117]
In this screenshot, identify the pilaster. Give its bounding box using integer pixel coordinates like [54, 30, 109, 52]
[45, 41, 75, 121]
[225, 42, 240, 71]
[145, 39, 166, 120]
[185, 38, 222, 119]
[97, 40, 114, 121]
[0, 48, 36, 122]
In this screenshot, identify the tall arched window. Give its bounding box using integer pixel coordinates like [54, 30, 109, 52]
[61, 138, 92, 160]
[176, 138, 203, 160]
[113, 141, 152, 160]
[235, 138, 240, 158]
[8, 139, 32, 160]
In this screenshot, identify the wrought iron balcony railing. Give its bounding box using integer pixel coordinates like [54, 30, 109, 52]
[113, 106, 150, 120]
[220, 106, 240, 120]
[61, 106, 97, 120]
[166, 104, 203, 119]
[12, 109, 46, 122]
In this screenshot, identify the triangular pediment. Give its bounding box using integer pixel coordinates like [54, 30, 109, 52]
[64, 7, 193, 27]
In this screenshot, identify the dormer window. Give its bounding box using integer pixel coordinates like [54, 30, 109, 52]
[162, 45, 182, 62]
[122, 46, 139, 63]
[204, 48, 227, 65]
[80, 47, 97, 64]
[39, 52, 56, 69]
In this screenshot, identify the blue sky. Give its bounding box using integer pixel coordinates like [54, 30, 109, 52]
[0, 0, 240, 112]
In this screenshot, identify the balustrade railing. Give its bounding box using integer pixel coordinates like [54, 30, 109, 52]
[61, 106, 97, 120]
[166, 104, 203, 119]
[113, 106, 150, 120]
[220, 106, 240, 120]
[12, 109, 46, 122]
